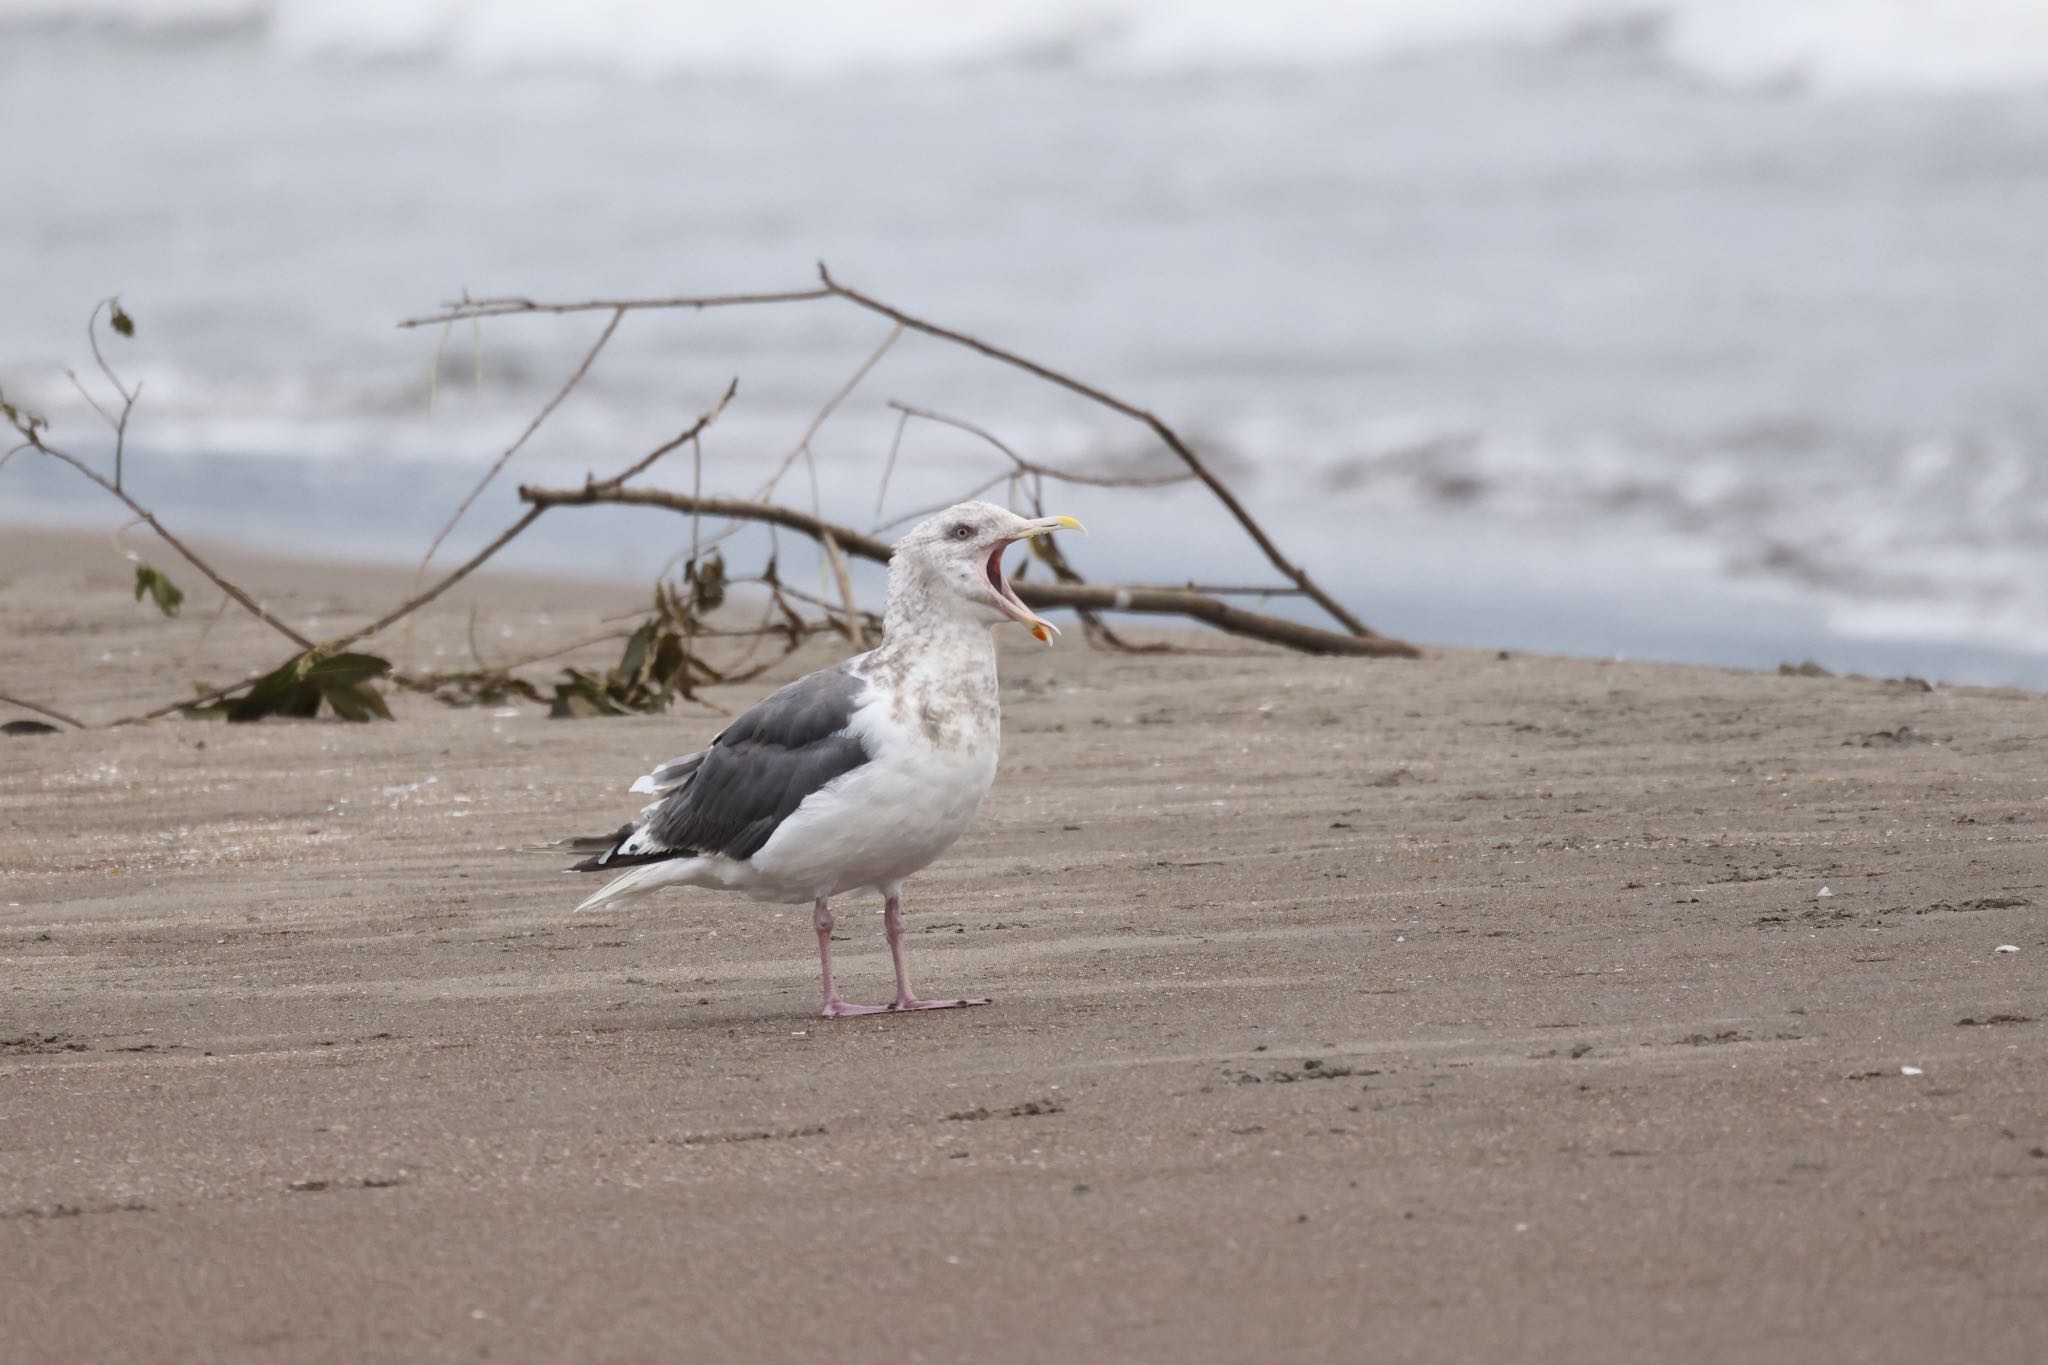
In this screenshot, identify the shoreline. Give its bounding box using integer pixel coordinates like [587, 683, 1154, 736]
[10, 471, 2048, 694]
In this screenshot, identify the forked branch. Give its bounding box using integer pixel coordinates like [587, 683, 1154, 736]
[516, 484, 1417, 657]
[403, 269, 1391, 643]
[813, 265, 1380, 641]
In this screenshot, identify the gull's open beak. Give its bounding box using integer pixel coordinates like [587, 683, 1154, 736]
[989, 515, 1084, 643]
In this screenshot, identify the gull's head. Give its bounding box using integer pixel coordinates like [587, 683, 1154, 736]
[894, 501, 1084, 643]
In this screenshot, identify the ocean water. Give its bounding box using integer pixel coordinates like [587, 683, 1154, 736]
[5, 1, 2048, 684]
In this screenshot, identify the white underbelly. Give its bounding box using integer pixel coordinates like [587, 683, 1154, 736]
[745, 731, 998, 899]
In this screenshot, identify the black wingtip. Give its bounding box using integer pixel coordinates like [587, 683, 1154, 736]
[554, 822, 637, 873]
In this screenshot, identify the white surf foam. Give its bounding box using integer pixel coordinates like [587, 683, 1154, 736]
[8, 0, 2048, 95]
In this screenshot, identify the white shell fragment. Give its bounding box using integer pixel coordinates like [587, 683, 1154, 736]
[1994, 944, 2019, 954]
[1900, 1065, 1923, 1076]
[1815, 886, 1833, 899]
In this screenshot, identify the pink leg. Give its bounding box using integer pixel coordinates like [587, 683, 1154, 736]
[815, 898, 888, 1018]
[884, 893, 990, 1012]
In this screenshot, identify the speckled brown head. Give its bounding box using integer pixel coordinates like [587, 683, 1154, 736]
[892, 502, 1085, 643]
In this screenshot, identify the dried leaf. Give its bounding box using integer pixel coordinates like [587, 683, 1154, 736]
[549, 678, 616, 719]
[614, 622, 655, 687]
[132, 563, 184, 617]
[186, 649, 393, 723]
[320, 679, 393, 722]
[652, 631, 687, 691]
[546, 614, 704, 720]
[298, 652, 394, 688]
[689, 551, 726, 612]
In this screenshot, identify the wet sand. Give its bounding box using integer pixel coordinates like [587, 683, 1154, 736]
[2, 528, 2045, 1363]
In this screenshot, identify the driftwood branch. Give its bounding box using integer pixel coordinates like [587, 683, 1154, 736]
[813, 265, 1380, 642]
[525, 485, 891, 554]
[406, 270, 1392, 644]
[104, 382, 741, 726]
[1014, 583, 1414, 656]
[516, 484, 1418, 657]
[8, 265, 1419, 728]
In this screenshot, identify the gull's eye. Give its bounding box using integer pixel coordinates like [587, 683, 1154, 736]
[949, 523, 973, 541]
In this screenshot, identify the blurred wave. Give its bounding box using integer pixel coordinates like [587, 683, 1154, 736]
[5, 0, 2048, 94]
[4, 3, 2047, 681]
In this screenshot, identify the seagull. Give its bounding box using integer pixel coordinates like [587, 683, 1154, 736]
[563, 501, 1083, 1018]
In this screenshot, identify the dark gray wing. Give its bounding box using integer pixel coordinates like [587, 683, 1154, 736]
[572, 660, 871, 870]
[630, 751, 705, 798]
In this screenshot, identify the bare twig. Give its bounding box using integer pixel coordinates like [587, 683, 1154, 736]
[516, 484, 1418, 657]
[872, 401, 1212, 648]
[417, 306, 626, 576]
[104, 505, 554, 726]
[427, 312, 455, 413]
[888, 401, 1190, 490]
[464, 605, 492, 672]
[64, 370, 121, 435]
[815, 264, 1378, 640]
[707, 588, 809, 685]
[5, 431, 314, 653]
[5, 302, 309, 655]
[679, 327, 902, 574]
[595, 379, 739, 491]
[398, 624, 630, 692]
[100, 381, 739, 725]
[85, 299, 140, 491]
[347, 509, 547, 651]
[819, 531, 861, 643]
[398, 289, 832, 329]
[757, 322, 902, 500]
[0, 691, 87, 729]
[690, 434, 704, 567]
[330, 382, 737, 654]
[745, 577, 882, 629]
[186, 590, 233, 676]
[864, 404, 1184, 649]
[111, 675, 257, 727]
[873, 472, 1013, 536]
[399, 615, 818, 701]
[875, 405, 912, 522]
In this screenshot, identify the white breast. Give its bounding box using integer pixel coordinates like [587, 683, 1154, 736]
[741, 637, 1002, 901]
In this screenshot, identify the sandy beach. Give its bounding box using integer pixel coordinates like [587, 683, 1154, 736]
[2, 526, 2044, 1364]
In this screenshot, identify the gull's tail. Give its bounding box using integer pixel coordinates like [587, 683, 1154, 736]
[574, 859, 699, 913]
[554, 746, 713, 911]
